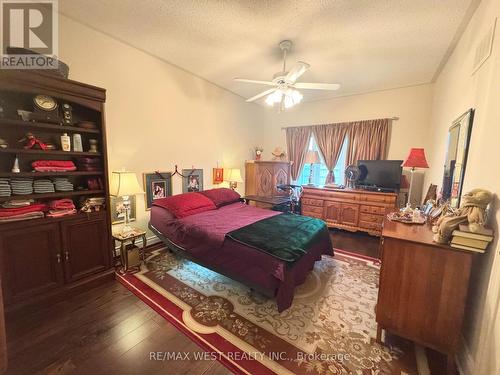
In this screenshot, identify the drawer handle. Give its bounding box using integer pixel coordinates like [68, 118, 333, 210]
[65, 251, 69, 261]
[56, 253, 61, 263]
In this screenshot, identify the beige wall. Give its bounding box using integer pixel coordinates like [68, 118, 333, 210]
[423, 0, 500, 373]
[58, 15, 265, 236]
[260, 84, 434, 163]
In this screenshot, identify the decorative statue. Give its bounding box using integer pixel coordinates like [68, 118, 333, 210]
[432, 188, 493, 244]
[18, 132, 48, 150]
[271, 146, 286, 161]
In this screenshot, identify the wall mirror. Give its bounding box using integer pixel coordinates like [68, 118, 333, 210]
[441, 109, 474, 207]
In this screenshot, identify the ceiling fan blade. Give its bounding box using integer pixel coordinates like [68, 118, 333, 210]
[234, 78, 275, 86]
[285, 62, 310, 83]
[246, 88, 276, 102]
[294, 82, 341, 91]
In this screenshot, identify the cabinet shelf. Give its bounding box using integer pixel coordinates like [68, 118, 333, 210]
[0, 189, 104, 202]
[0, 171, 103, 178]
[0, 148, 101, 156]
[0, 118, 100, 134]
[0, 210, 107, 227]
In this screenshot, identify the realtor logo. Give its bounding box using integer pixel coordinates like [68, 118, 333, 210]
[0, 0, 58, 69]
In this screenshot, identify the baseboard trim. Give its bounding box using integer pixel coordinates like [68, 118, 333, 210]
[456, 335, 475, 375]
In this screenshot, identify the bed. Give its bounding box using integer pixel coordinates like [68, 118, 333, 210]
[149, 188, 333, 312]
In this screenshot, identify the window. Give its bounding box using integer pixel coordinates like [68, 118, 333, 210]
[296, 135, 348, 185]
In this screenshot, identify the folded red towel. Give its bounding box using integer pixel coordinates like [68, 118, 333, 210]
[49, 199, 75, 210]
[31, 160, 76, 168]
[0, 203, 48, 217]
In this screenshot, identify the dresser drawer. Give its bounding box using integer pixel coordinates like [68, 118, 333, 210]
[360, 205, 386, 215]
[302, 198, 324, 207]
[359, 213, 383, 224]
[361, 194, 396, 204]
[359, 220, 382, 231]
[301, 205, 323, 215]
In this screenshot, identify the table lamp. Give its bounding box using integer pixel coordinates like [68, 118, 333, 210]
[110, 171, 144, 234]
[401, 148, 429, 207]
[304, 150, 321, 185]
[224, 168, 243, 190]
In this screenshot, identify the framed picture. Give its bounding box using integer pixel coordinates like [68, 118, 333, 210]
[110, 195, 136, 224]
[213, 168, 224, 184]
[143, 171, 172, 210]
[182, 169, 203, 193]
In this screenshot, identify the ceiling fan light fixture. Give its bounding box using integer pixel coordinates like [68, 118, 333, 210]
[265, 94, 275, 106]
[271, 89, 283, 102]
[291, 89, 303, 104]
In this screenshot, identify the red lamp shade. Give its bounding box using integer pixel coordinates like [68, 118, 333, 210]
[402, 148, 429, 169]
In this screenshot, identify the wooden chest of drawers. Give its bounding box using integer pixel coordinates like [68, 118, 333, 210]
[301, 186, 397, 236]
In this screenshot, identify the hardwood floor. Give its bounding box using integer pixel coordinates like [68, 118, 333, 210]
[5, 281, 232, 375]
[4, 231, 446, 374]
[330, 228, 381, 258]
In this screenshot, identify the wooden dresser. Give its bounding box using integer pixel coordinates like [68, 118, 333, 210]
[245, 161, 291, 203]
[377, 219, 474, 374]
[301, 186, 397, 235]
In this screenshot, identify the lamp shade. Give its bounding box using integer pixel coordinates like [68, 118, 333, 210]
[110, 171, 144, 197]
[402, 148, 429, 169]
[224, 168, 243, 183]
[304, 150, 321, 164]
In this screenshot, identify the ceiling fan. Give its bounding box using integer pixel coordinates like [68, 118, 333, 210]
[234, 40, 341, 110]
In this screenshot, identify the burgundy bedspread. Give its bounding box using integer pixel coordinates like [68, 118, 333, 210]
[150, 202, 333, 311]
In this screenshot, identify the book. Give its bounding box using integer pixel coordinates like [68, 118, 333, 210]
[452, 224, 494, 242]
[451, 236, 490, 250]
[450, 243, 486, 253]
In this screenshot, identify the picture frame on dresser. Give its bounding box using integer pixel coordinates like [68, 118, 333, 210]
[143, 172, 172, 210]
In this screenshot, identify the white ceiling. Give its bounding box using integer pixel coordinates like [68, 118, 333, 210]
[60, 0, 475, 103]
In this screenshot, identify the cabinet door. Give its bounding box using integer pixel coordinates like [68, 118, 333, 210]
[273, 164, 290, 196]
[0, 223, 63, 304]
[323, 201, 341, 224]
[61, 216, 110, 283]
[340, 203, 359, 226]
[256, 164, 274, 197]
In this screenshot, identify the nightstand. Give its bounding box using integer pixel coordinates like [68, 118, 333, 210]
[112, 228, 147, 271]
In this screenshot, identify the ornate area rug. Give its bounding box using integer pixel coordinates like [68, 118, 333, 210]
[116, 248, 417, 375]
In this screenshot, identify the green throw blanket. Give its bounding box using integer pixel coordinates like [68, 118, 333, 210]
[226, 214, 330, 263]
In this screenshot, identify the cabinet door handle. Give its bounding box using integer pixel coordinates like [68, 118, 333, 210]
[56, 253, 61, 263]
[65, 251, 69, 261]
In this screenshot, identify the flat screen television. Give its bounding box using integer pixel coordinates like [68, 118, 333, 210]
[356, 160, 403, 191]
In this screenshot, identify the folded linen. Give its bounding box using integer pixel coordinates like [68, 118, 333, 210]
[31, 160, 76, 168]
[2, 199, 34, 208]
[49, 199, 75, 210]
[46, 209, 77, 218]
[33, 166, 77, 172]
[0, 211, 44, 222]
[0, 203, 48, 217]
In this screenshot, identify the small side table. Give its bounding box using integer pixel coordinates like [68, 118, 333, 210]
[112, 228, 147, 271]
